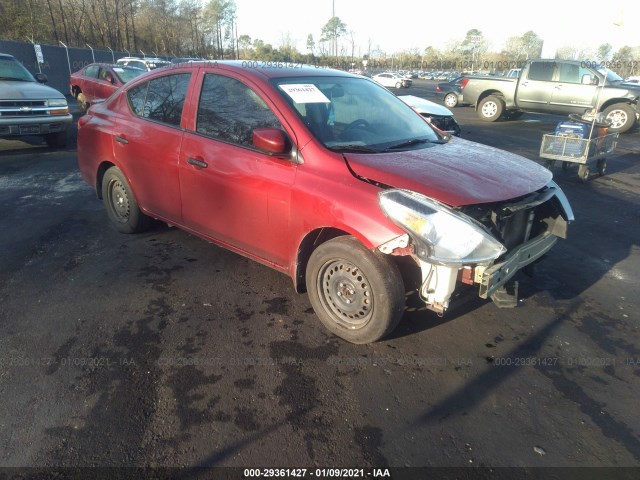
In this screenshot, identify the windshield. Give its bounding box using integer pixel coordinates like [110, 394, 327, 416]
[113, 66, 145, 83]
[272, 76, 440, 152]
[0, 56, 35, 82]
[597, 67, 624, 83]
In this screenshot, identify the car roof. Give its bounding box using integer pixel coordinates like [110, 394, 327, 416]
[175, 60, 355, 80]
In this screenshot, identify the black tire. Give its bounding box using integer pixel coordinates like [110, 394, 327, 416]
[444, 93, 458, 108]
[44, 131, 68, 148]
[562, 161, 570, 171]
[477, 95, 504, 122]
[603, 103, 636, 133]
[597, 159, 607, 176]
[101, 166, 152, 234]
[306, 236, 405, 344]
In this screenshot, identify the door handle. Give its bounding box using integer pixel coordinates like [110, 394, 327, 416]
[187, 157, 208, 168]
[115, 135, 128, 144]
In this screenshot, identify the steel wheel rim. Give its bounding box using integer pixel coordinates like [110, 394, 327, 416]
[317, 259, 373, 329]
[445, 94, 457, 107]
[482, 101, 497, 117]
[108, 179, 130, 223]
[606, 110, 627, 129]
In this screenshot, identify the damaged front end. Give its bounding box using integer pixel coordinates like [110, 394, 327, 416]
[377, 181, 574, 314]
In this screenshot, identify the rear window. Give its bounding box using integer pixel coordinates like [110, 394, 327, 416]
[528, 62, 555, 82]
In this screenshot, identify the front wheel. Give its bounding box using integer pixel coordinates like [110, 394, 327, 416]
[101, 166, 152, 233]
[603, 103, 636, 133]
[44, 131, 68, 148]
[477, 95, 504, 122]
[306, 236, 405, 344]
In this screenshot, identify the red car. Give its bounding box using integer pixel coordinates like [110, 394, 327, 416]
[77, 61, 574, 344]
[70, 63, 145, 110]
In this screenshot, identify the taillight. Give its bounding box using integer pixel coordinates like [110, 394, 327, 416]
[436, 85, 441, 92]
[461, 78, 469, 89]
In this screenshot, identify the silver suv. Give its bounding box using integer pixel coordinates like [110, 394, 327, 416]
[0, 53, 72, 148]
[116, 57, 170, 71]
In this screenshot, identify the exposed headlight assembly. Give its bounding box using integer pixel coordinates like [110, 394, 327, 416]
[378, 189, 506, 266]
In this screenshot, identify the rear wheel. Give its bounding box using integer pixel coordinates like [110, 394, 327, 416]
[76, 91, 90, 111]
[306, 236, 405, 344]
[478, 95, 504, 122]
[101, 166, 152, 233]
[597, 159, 607, 176]
[444, 92, 458, 108]
[395, 82, 402, 89]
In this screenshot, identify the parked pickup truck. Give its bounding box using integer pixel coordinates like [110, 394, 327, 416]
[462, 59, 640, 133]
[0, 53, 72, 147]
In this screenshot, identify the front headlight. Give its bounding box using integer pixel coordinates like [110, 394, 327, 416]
[47, 98, 69, 115]
[378, 189, 506, 265]
[47, 98, 68, 107]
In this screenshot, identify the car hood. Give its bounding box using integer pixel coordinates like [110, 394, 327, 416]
[344, 137, 552, 206]
[0, 80, 65, 100]
[398, 95, 453, 116]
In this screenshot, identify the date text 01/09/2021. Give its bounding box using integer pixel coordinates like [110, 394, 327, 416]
[243, 468, 391, 478]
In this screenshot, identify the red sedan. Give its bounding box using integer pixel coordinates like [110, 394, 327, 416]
[70, 63, 145, 110]
[77, 61, 573, 343]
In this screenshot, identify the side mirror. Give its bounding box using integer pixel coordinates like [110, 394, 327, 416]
[252, 128, 291, 155]
[34, 73, 48, 83]
[582, 74, 597, 85]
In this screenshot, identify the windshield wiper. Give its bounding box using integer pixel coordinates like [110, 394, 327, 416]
[327, 144, 380, 153]
[0, 76, 29, 81]
[383, 138, 431, 151]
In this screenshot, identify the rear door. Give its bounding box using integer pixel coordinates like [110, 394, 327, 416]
[516, 61, 556, 112]
[112, 72, 191, 221]
[81, 64, 100, 102]
[178, 70, 297, 267]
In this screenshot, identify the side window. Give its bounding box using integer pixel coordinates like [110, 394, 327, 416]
[85, 65, 99, 78]
[528, 62, 555, 81]
[126, 73, 191, 126]
[128, 82, 147, 116]
[99, 68, 111, 81]
[196, 73, 282, 147]
[558, 63, 580, 83]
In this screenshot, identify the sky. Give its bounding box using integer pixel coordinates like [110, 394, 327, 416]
[233, 0, 640, 57]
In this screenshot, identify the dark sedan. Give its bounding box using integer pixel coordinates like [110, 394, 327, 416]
[435, 76, 465, 108]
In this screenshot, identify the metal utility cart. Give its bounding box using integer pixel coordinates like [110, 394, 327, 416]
[540, 113, 618, 183]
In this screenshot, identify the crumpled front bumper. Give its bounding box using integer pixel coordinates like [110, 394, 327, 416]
[477, 232, 558, 299]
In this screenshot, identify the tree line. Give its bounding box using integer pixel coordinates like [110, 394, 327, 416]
[1, 0, 638, 77]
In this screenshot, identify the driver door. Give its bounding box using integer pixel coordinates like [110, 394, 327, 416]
[178, 71, 297, 267]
